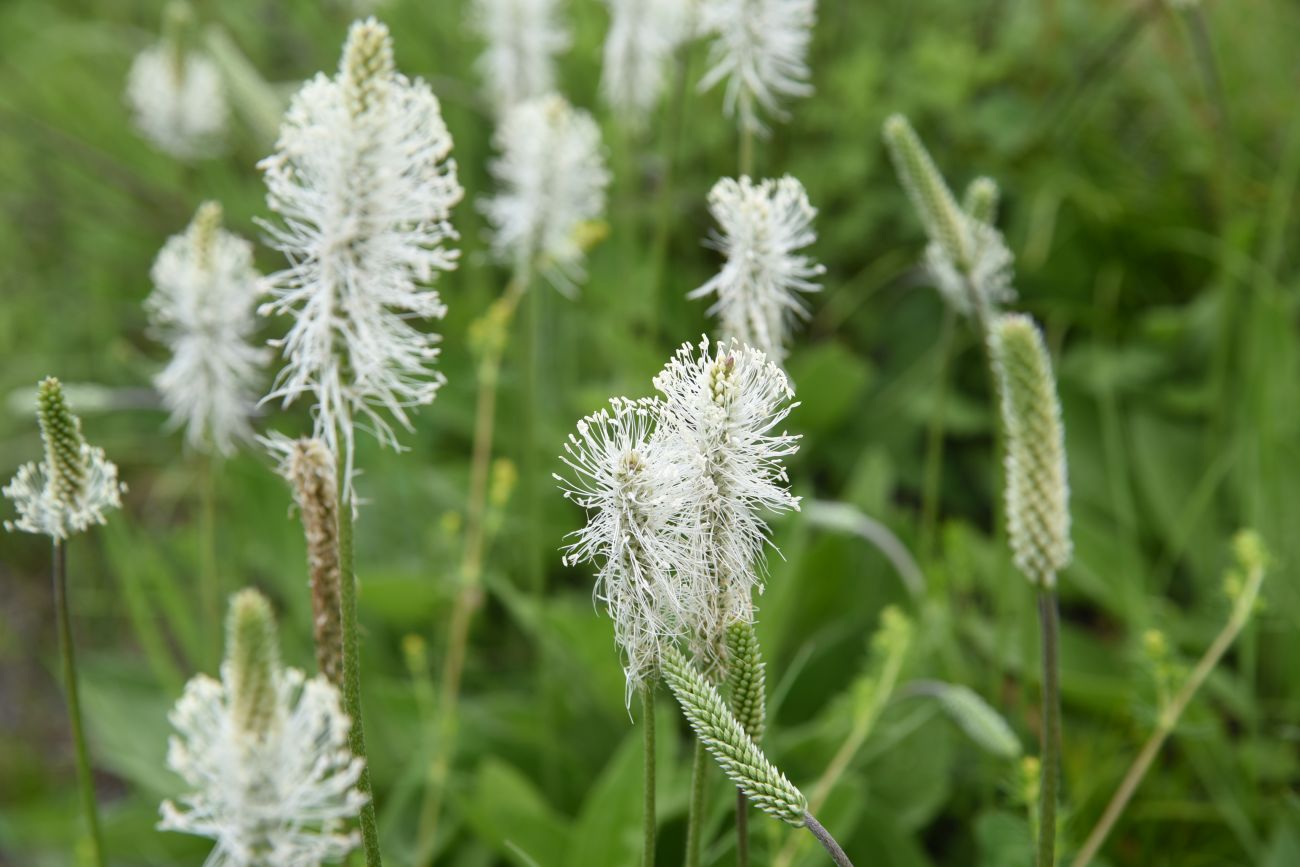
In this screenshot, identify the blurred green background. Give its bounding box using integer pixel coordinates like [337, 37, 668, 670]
[2, 0, 1299, 864]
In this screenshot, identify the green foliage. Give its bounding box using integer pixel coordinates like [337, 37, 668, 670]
[1, 0, 1298, 865]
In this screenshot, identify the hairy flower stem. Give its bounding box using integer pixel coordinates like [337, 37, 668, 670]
[803, 812, 853, 867]
[685, 739, 709, 867]
[338, 481, 382, 866]
[1036, 588, 1062, 867]
[419, 272, 528, 864]
[52, 541, 106, 867]
[919, 307, 956, 560]
[643, 687, 657, 867]
[1069, 549, 1267, 867]
[739, 125, 754, 178]
[198, 452, 220, 668]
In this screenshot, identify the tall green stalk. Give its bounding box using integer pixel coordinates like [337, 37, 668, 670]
[643, 687, 658, 867]
[53, 540, 106, 867]
[338, 481, 382, 866]
[1036, 589, 1062, 867]
[685, 740, 709, 867]
[197, 452, 220, 668]
[919, 307, 956, 560]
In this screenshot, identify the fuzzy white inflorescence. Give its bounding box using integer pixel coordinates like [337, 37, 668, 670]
[697, 0, 816, 132]
[556, 398, 706, 702]
[471, 0, 571, 114]
[3, 448, 124, 540]
[653, 337, 800, 672]
[4, 380, 125, 540]
[600, 0, 691, 125]
[148, 203, 267, 456]
[159, 666, 367, 864]
[690, 176, 824, 368]
[126, 44, 227, 160]
[259, 18, 463, 493]
[481, 94, 610, 292]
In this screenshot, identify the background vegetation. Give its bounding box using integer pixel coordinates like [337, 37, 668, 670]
[2, 0, 1298, 864]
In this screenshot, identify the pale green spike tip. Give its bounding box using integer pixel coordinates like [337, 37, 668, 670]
[662, 645, 806, 826]
[881, 113, 971, 267]
[342, 17, 395, 117]
[963, 176, 999, 226]
[991, 314, 1072, 587]
[226, 588, 283, 737]
[725, 622, 766, 742]
[36, 377, 87, 508]
[191, 201, 223, 270]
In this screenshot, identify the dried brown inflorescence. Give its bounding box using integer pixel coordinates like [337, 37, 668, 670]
[283, 438, 344, 686]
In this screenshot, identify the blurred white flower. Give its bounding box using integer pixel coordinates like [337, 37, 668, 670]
[4, 378, 125, 540]
[126, 43, 227, 160]
[160, 591, 366, 866]
[481, 94, 610, 292]
[652, 337, 800, 672]
[601, 0, 691, 125]
[697, 0, 816, 132]
[258, 18, 463, 493]
[882, 114, 1015, 320]
[556, 398, 706, 701]
[690, 176, 824, 368]
[471, 0, 570, 114]
[148, 203, 267, 456]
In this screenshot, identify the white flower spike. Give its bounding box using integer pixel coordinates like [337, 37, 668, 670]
[556, 398, 706, 702]
[481, 94, 610, 292]
[697, 0, 817, 132]
[471, 0, 571, 114]
[601, 0, 691, 125]
[148, 202, 267, 456]
[4, 378, 125, 541]
[653, 338, 800, 672]
[126, 4, 227, 160]
[690, 176, 824, 368]
[259, 18, 464, 492]
[160, 589, 367, 865]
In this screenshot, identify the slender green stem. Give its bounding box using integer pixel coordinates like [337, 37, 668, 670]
[1069, 557, 1266, 867]
[919, 307, 956, 560]
[735, 791, 749, 867]
[198, 452, 220, 669]
[522, 262, 542, 594]
[647, 39, 694, 337]
[1036, 588, 1062, 867]
[803, 812, 853, 867]
[52, 540, 106, 867]
[738, 125, 755, 178]
[417, 273, 528, 865]
[643, 687, 658, 867]
[338, 484, 382, 866]
[685, 739, 709, 867]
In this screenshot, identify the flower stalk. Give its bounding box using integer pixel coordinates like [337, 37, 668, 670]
[53, 540, 107, 867]
[337, 475, 382, 866]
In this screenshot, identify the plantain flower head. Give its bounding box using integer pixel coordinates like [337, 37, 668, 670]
[882, 114, 1014, 320]
[471, 0, 571, 114]
[652, 338, 800, 672]
[258, 18, 464, 493]
[481, 94, 610, 292]
[556, 398, 706, 702]
[697, 0, 816, 132]
[148, 202, 267, 456]
[159, 589, 367, 865]
[4, 379, 125, 540]
[991, 314, 1071, 587]
[600, 0, 691, 125]
[125, 3, 227, 159]
[690, 175, 823, 368]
